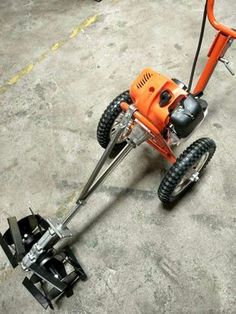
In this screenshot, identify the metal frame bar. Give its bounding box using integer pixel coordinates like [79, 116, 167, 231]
[0, 233, 18, 267]
[60, 106, 139, 227]
[193, 32, 232, 95]
[61, 142, 133, 226]
[7, 217, 26, 261]
[22, 277, 52, 309]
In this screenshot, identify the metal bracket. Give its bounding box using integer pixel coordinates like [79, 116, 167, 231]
[47, 218, 72, 239]
[120, 104, 137, 128]
[128, 124, 151, 147]
[219, 57, 235, 76]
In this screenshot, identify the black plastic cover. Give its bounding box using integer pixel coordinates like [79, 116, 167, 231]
[170, 95, 204, 138]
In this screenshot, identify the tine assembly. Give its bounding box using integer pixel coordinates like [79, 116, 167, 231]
[0, 214, 87, 309]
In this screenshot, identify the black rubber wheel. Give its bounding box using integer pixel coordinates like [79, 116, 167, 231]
[97, 91, 133, 150]
[158, 138, 216, 204]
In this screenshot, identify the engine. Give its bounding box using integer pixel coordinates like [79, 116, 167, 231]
[129, 68, 206, 140]
[170, 94, 205, 138]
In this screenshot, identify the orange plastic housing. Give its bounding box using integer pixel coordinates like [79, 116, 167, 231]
[129, 68, 187, 132]
[120, 68, 188, 164]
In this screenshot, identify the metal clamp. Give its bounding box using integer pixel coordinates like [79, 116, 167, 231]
[219, 57, 235, 76]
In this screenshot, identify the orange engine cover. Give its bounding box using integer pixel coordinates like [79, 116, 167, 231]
[130, 68, 187, 132]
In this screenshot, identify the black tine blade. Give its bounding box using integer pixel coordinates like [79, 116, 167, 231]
[0, 233, 18, 268]
[49, 258, 67, 279]
[64, 247, 87, 281]
[29, 263, 67, 292]
[7, 217, 26, 261]
[17, 215, 38, 236]
[62, 271, 78, 298]
[22, 277, 52, 310]
[65, 288, 74, 298]
[29, 208, 43, 235]
[47, 287, 62, 301]
[47, 271, 78, 300]
[30, 273, 42, 284]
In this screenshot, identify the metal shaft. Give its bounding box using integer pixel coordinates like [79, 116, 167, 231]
[60, 120, 151, 228]
[22, 130, 134, 270]
[82, 144, 133, 200]
[61, 142, 133, 227]
[59, 124, 128, 227]
[78, 127, 125, 202]
[21, 118, 150, 270]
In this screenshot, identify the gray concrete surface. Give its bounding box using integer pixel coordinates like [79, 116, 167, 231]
[0, 0, 236, 313]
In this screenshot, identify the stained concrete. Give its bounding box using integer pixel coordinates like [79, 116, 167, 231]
[0, 0, 236, 313]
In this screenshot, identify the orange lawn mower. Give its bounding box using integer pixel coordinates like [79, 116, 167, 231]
[0, 0, 235, 310]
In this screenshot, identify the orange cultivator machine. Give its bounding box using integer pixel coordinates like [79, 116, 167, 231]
[0, 0, 235, 310]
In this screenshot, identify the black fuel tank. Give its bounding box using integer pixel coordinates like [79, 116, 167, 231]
[170, 95, 204, 138]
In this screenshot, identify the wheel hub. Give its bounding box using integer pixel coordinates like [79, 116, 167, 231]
[172, 152, 210, 197]
[110, 112, 131, 143]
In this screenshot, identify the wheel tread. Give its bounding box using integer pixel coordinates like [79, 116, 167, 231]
[97, 91, 132, 148]
[158, 138, 216, 203]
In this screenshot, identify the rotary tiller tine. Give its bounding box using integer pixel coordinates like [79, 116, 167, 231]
[18, 214, 49, 237]
[47, 271, 79, 301]
[30, 273, 42, 284]
[46, 259, 75, 297]
[22, 277, 54, 310]
[29, 263, 67, 292]
[64, 246, 87, 281]
[48, 258, 67, 280]
[29, 207, 43, 235]
[49, 260, 76, 298]
[0, 233, 18, 268]
[7, 216, 26, 262]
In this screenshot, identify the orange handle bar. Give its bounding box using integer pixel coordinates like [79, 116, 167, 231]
[207, 0, 236, 39]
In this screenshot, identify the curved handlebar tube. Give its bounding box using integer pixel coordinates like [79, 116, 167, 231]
[207, 0, 236, 39]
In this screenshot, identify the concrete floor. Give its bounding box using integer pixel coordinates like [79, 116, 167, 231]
[0, 0, 236, 313]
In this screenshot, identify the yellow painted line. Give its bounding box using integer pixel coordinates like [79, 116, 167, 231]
[51, 40, 65, 51]
[0, 15, 98, 95]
